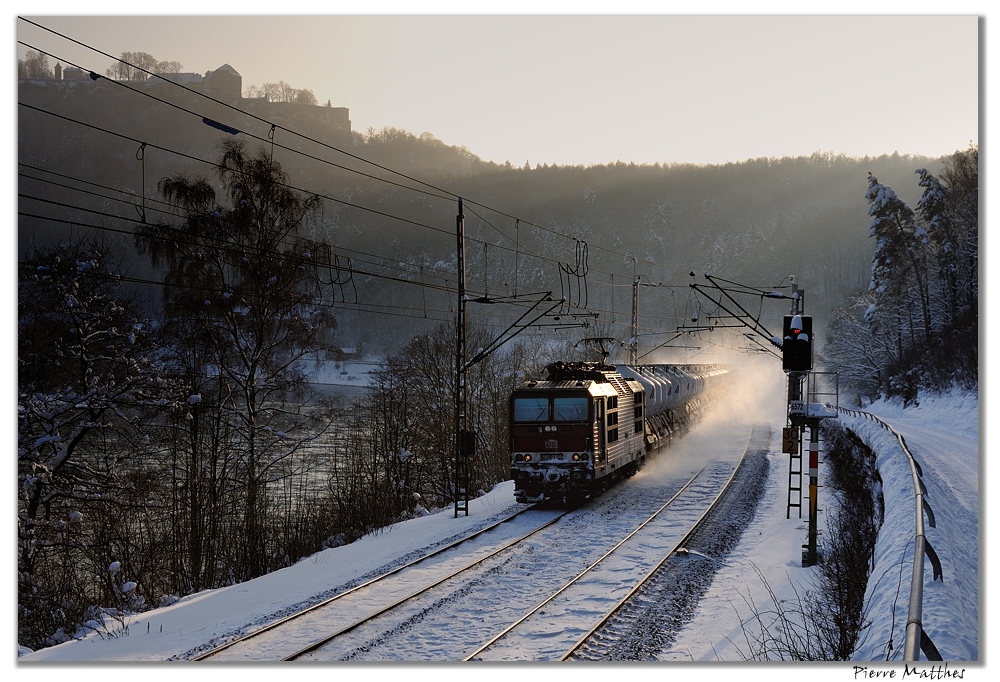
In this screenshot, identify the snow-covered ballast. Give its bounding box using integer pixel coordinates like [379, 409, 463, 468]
[509, 362, 727, 503]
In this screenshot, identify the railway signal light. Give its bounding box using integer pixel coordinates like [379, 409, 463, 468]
[782, 314, 812, 372]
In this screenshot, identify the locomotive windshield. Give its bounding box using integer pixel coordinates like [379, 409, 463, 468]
[512, 397, 548, 422]
[553, 397, 588, 421]
[512, 395, 589, 423]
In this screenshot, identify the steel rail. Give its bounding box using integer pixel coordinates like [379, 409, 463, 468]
[281, 511, 568, 660]
[191, 503, 549, 660]
[559, 425, 756, 660]
[464, 428, 751, 662]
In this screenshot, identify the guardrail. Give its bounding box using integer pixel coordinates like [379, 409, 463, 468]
[837, 407, 942, 662]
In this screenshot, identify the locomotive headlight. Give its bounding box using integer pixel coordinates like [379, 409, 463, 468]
[523, 454, 532, 462]
[571, 453, 581, 461]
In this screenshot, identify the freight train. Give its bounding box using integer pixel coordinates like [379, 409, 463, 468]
[509, 362, 727, 504]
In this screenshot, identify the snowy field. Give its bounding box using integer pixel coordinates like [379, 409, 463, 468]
[14, 364, 982, 679]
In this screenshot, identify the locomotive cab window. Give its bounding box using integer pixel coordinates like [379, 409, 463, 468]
[553, 397, 588, 422]
[513, 397, 549, 422]
[606, 396, 619, 442]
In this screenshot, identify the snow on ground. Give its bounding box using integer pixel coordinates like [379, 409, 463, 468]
[663, 387, 981, 666]
[16, 482, 526, 664]
[15, 378, 983, 679]
[845, 390, 980, 662]
[304, 356, 377, 389]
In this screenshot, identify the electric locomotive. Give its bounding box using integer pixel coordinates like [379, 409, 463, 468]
[509, 361, 727, 504]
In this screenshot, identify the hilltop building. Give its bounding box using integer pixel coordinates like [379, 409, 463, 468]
[29, 62, 352, 143]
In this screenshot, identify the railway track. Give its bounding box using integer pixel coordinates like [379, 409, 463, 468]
[571, 424, 772, 660]
[467, 426, 757, 661]
[192, 504, 567, 661]
[196, 424, 759, 662]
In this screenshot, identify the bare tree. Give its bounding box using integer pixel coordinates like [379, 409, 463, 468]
[19, 50, 51, 79]
[244, 80, 318, 104]
[156, 60, 183, 74]
[243, 84, 265, 99]
[105, 51, 159, 81]
[294, 88, 318, 105]
[136, 138, 335, 580]
[18, 237, 166, 648]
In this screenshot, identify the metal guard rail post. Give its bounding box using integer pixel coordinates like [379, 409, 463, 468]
[837, 407, 943, 662]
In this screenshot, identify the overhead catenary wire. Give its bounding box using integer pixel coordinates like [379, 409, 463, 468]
[19, 198, 691, 348]
[18, 20, 459, 201]
[17, 202, 458, 298]
[17, 257, 460, 329]
[18, 18, 734, 349]
[17, 166, 464, 296]
[19, 195, 624, 341]
[20, 97, 637, 308]
[18, 17, 698, 289]
[19, 179, 698, 352]
[22, 105, 680, 340]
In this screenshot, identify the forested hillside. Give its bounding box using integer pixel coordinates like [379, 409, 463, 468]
[19, 77, 942, 355]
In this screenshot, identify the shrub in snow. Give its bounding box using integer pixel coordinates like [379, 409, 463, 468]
[324, 533, 348, 549]
[159, 594, 180, 608]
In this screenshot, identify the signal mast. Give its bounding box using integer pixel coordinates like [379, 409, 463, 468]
[778, 282, 837, 567]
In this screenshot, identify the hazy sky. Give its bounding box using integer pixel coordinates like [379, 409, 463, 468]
[15, 6, 982, 167]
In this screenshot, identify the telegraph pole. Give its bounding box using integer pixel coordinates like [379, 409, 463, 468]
[454, 199, 470, 517]
[630, 275, 639, 364]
